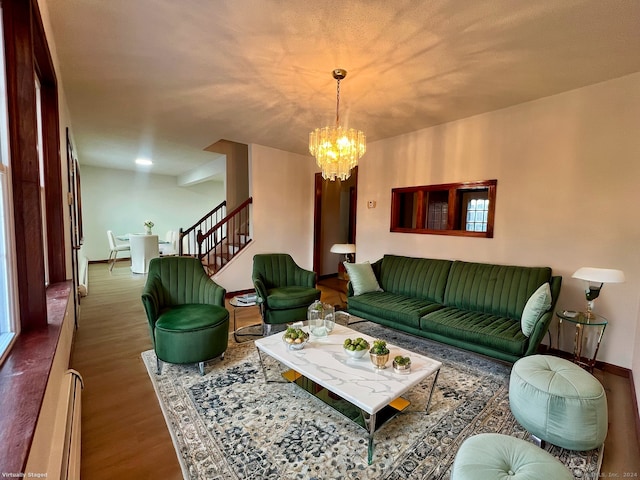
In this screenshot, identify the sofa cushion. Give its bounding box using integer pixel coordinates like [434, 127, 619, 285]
[443, 261, 552, 320]
[421, 306, 528, 357]
[378, 255, 452, 303]
[344, 261, 383, 296]
[348, 291, 443, 329]
[521, 283, 552, 337]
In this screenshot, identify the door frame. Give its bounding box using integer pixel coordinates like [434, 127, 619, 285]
[312, 167, 358, 276]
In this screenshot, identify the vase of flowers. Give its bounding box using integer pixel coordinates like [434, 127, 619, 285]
[144, 220, 154, 235]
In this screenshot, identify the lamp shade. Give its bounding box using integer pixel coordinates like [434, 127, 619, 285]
[572, 267, 625, 284]
[330, 243, 356, 255]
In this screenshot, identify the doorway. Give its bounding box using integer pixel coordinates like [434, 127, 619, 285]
[312, 167, 357, 277]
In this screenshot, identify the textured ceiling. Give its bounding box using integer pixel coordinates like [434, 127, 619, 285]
[45, 0, 640, 176]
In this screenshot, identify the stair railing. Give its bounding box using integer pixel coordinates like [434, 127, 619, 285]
[197, 197, 252, 273]
[179, 200, 227, 257]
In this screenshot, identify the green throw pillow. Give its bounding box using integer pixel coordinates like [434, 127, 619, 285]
[344, 262, 383, 296]
[521, 282, 552, 337]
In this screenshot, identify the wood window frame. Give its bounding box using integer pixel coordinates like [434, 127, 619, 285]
[390, 179, 497, 238]
[3, 0, 65, 330]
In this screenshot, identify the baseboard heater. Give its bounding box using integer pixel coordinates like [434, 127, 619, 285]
[56, 369, 84, 480]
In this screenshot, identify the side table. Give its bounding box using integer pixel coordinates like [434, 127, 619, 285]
[556, 310, 608, 372]
[230, 296, 262, 343]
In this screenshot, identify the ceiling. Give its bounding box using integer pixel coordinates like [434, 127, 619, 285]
[45, 0, 640, 177]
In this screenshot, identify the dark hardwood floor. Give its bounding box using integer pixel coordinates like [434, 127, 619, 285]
[71, 263, 640, 478]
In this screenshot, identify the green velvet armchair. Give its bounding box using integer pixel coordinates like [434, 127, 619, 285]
[141, 256, 229, 375]
[252, 253, 321, 334]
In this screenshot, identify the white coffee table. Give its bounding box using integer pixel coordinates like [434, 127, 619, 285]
[255, 323, 442, 464]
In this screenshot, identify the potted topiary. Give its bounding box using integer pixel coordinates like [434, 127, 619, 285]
[392, 355, 411, 374]
[369, 339, 390, 369]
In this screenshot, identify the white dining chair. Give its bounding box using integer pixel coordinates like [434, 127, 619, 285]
[159, 230, 179, 256]
[107, 230, 130, 271]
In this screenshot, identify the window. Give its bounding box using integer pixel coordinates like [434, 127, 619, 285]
[0, 4, 18, 359]
[390, 179, 497, 238]
[463, 194, 489, 233]
[35, 76, 49, 286]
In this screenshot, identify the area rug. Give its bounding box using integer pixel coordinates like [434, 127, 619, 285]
[142, 321, 602, 480]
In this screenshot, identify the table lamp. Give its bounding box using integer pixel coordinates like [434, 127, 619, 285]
[572, 267, 625, 318]
[330, 243, 356, 263]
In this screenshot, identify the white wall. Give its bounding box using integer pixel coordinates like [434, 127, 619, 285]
[79, 165, 225, 261]
[356, 73, 640, 375]
[213, 144, 317, 292]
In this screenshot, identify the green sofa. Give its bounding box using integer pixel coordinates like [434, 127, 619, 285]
[347, 255, 562, 362]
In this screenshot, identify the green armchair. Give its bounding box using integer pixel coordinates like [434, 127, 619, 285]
[252, 253, 321, 334]
[141, 256, 229, 375]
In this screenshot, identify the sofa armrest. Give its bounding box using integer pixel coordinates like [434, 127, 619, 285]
[371, 258, 383, 282]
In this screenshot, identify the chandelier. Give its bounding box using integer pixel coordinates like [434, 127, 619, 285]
[309, 69, 366, 181]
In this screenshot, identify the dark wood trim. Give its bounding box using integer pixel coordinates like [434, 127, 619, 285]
[0, 281, 72, 474]
[312, 172, 323, 275]
[42, 82, 65, 282]
[3, 0, 48, 330]
[224, 288, 256, 299]
[390, 179, 497, 238]
[630, 370, 640, 448]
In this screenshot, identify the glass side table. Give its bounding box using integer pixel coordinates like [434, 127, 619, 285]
[556, 310, 608, 372]
[230, 296, 262, 343]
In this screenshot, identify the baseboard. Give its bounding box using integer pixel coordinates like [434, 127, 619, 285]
[89, 258, 130, 264]
[318, 273, 339, 280]
[630, 370, 640, 448]
[225, 288, 255, 299]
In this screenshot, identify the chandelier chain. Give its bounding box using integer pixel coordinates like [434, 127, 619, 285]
[335, 77, 341, 127]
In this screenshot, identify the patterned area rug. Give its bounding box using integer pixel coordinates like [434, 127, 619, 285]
[142, 321, 602, 480]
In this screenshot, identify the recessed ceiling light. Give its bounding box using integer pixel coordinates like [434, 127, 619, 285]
[136, 158, 153, 166]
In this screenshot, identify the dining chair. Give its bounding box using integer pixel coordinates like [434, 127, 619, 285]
[107, 230, 130, 271]
[160, 230, 179, 256]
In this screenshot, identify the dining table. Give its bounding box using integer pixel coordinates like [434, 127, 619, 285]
[127, 234, 161, 274]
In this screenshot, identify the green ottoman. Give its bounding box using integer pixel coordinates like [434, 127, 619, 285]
[451, 433, 572, 480]
[509, 354, 607, 451]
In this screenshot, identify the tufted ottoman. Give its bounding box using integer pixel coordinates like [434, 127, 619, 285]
[509, 354, 607, 450]
[451, 433, 573, 480]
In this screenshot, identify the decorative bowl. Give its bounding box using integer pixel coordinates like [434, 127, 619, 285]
[344, 347, 368, 359]
[369, 352, 389, 369]
[282, 327, 309, 351]
[393, 359, 412, 375]
[283, 334, 308, 350]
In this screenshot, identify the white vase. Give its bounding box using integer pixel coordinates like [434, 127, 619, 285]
[145, 227, 152, 235]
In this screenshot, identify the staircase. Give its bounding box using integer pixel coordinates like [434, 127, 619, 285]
[179, 197, 252, 275]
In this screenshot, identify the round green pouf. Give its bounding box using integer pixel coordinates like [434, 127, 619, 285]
[509, 354, 607, 451]
[451, 433, 573, 480]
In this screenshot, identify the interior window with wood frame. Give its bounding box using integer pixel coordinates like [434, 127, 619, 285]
[390, 179, 497, 238]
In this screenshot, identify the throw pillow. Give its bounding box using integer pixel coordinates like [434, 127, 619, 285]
[343, 261, 383, 296]
[521, 282, 552, 337]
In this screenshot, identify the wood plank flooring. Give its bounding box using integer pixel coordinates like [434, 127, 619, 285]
[72, 262, 639, 478]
